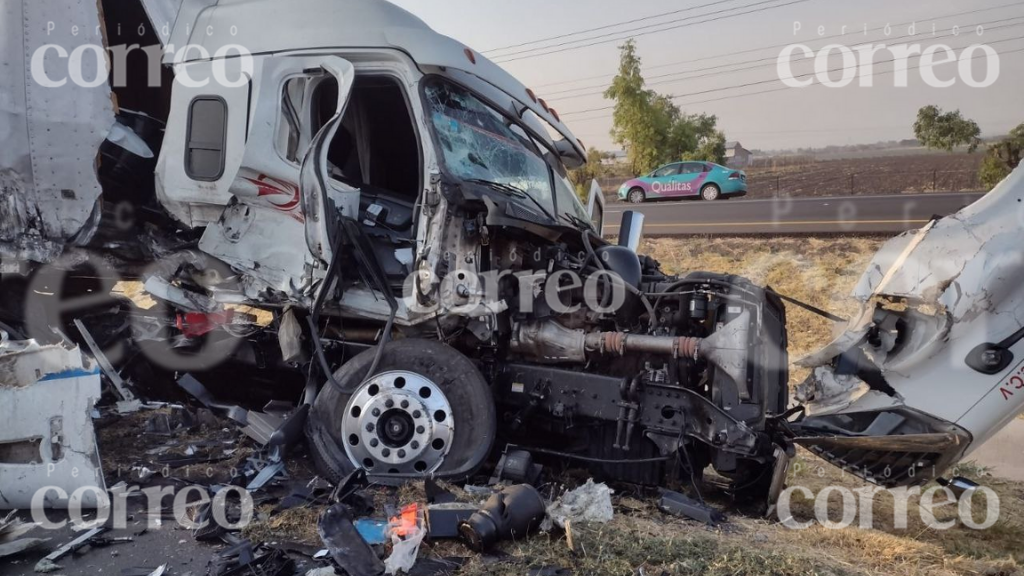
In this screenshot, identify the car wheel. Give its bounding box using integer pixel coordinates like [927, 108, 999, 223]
[700, 184, 721, 201]
[628, 188, 646, 204]
[307, 339, 496, 484]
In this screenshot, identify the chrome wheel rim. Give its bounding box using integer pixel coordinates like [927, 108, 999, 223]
[341, 370, 454, 474]
[704, 186, 719, 200]
[629, 190, 643, 203]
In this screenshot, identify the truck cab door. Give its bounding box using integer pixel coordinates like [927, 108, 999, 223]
[192, 56, 356, 302]
[298, 60, 358, 265]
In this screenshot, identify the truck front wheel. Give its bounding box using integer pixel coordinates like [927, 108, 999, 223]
[307, 339, 496, 483]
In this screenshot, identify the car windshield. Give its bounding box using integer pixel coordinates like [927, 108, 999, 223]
[424, 79, 567, 223]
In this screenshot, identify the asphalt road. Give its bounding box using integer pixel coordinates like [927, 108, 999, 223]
[604, 192, 986, 235]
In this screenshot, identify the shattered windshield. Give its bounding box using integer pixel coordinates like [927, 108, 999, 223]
[424, 79, 556, 220]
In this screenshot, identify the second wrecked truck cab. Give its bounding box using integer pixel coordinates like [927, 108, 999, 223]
[792, 166, 1024, 487]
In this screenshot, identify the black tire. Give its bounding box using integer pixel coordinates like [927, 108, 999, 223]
[307, 339, 496, 484]
[627, 188, 646, 204]
[700, 183, 721, 201]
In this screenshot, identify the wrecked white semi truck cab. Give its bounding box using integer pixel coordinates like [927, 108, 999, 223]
[1, 0, 1019, 505]
[791, 168, 1024, 487]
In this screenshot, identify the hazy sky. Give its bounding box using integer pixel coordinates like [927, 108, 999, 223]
[388, 0, 1024, 152]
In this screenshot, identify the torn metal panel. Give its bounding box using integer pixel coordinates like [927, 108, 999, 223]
[0, 339, 106, 509]
[796, 166, 1024, 481]
[0, 0, 115, 264]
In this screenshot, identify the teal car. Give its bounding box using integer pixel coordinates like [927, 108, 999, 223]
[618, 161, 747, 203]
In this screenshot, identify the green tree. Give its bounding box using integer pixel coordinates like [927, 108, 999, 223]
[913, 105, 982, 153]
[604, 40, 727, 173]
[568, 148, 606, 201]
[979, 123, 1024, 188]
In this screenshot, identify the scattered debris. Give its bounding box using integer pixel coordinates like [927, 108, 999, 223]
[384, 506, 426, 575]
[423, 478, 457, 505]
[74, 319, 142, 413]
[354, 519, 390, 545]
[0, 511, 48, 558]
[424, 504, 477, 540]
[317, 504, 385, 576]
[544, 479, 614, 530]
[177, 373, 249, 425]
[459, 484, 546, 552]
[34, 527, 107, 572]
[489, 449, 543, 486]
[657, 489, 726, 525]
[0, 337, 106, 509]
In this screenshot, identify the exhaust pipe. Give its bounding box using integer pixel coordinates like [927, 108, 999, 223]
[511, 311, 751, 397]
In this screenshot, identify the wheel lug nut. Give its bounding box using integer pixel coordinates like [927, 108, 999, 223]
[382, 448, 391, 457]
[385, 399, 394, 408]
[366, 423, 375, 432]
[412, 410, 422, 418]
[411, 441, 419, 449]
[416, 426, 425, 434]
[397, 449, 406, 458]
[372, 408, 381, 417]
[370, 439, 379, 447]
[400, 400, 409, 409]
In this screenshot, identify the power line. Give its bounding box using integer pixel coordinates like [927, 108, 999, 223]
[546, 17, 1024, 102]
[531, 2, 1024, 89]
[482, 0, 743, 54]
[563, 38, 1024, 121]
[492, 0, 813, 63]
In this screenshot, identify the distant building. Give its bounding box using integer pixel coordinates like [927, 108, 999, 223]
[601, 150, 629, 166]
[725, 141, 753, 169]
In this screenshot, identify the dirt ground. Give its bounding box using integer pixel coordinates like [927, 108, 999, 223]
[744, 154, 986, 197]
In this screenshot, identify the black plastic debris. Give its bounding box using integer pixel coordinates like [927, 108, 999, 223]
[458, 484, 546, 552]
[210, 540, 294, 576]
[657, 489, 726, 525]
[318, 503, 385, 576]
[425, 504, 477, 539]
[489, 449, 543, 486]
[407, 557, 467, 576]
[424, 477, 457, 505]
[177, 373, 249, 424]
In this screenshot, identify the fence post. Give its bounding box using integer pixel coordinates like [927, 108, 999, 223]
[850, 173, 855, 195]
[932, 170, 937, 192]
[776, 175, 780, 197]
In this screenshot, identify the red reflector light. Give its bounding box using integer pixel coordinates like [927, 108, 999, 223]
[538, 98, 550, 112]
[463, 48, 476, 65]
[525, 88, 538, 102]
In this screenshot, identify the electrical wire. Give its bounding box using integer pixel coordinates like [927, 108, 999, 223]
[493, 0, 814, 63]
[561, 36, 1024, 119]
[482, 0, 743, 54]
[531, 1, 1024, 89]
[545, 16, 1024, 101]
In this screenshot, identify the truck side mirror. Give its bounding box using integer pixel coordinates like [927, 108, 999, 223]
[586, 179, 605, 237]
[618, 211, 645, 252]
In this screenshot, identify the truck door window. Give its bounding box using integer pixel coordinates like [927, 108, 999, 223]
[313, 75, 420, 201]
[185, 96, 228, 181]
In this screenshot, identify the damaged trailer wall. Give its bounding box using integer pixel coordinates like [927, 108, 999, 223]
[0, 0, 115, 265]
